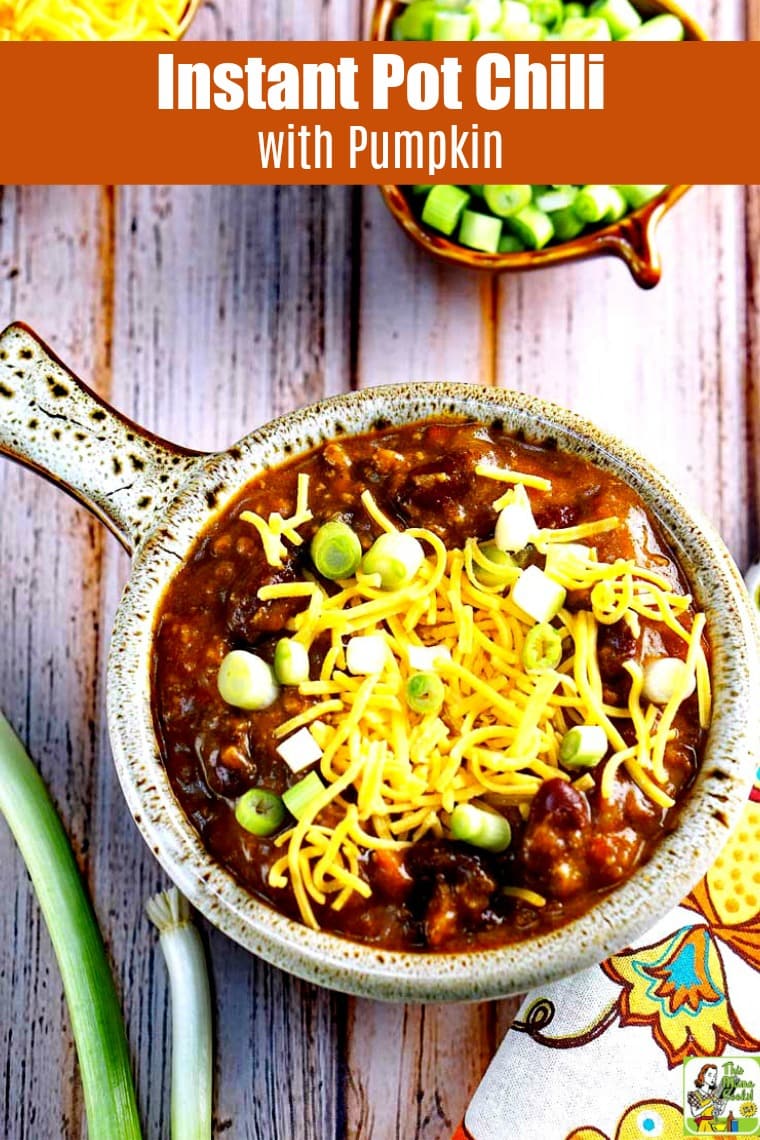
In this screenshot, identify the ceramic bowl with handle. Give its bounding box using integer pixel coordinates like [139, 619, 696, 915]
[1, 321, 757, 1002]
[371, 0, 706, 289]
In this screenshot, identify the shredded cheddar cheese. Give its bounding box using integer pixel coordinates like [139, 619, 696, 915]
[241, 473, 314, 568]
[252, 482, 711, 930]
[0, 0, 194, 39]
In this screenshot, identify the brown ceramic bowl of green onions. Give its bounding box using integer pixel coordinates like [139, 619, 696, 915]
[371, 0, 706, 288]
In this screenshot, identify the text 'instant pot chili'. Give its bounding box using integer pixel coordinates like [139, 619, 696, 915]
[152, 419, 709, 952]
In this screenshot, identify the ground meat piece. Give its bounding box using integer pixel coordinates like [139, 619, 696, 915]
[195, 720, 255, 798]
[598, 621, 638, 681]
[586, 829, 641, 885]
[370, 849, 415, 904]
[404, 841, 498, 948]
[225, 558, 307, 643]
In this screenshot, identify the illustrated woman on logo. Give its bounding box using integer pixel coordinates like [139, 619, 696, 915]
[687, 1064, 733, 1133]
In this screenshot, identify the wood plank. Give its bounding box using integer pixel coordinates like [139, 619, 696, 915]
[0, 185, 112, 1140]
[96, 179, 357, 1138]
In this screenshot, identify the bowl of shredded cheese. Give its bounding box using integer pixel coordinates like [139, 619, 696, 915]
[0, 0, 201, 41]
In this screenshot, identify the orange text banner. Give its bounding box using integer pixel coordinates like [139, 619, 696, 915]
[0, 41, 756, 184]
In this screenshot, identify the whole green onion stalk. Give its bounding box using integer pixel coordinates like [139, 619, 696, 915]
[0, 711, 142, 1140]
[146, 888, 213, 1140]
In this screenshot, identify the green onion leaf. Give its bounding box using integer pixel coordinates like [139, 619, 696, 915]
[310, 519, 362, 580]
[0, 712, 142, 1140]
[146, 889, 212, 1140]
[235, 788, 286, 836]
[450, 803, 512, 852]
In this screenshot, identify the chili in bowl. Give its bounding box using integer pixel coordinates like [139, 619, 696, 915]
[154, 418, 712, 953]
[1, 322, 757, 1001]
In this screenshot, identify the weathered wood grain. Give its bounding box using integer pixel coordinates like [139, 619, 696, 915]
[0, 185, 115, 1139]
[0, 4, 757, 1138]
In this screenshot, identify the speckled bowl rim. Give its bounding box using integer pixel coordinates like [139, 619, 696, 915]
[107, 383, 760, 1003]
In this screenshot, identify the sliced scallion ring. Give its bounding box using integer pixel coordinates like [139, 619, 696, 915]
[310, 520, 362, 580]
[522, 623, 563, 673]
[406, 672, 446, 715]
[274, 638, 310, 686]
[450, 803, 512, 853]
[217, 650, 279, 711]
[361, 531, 425, 591]
[559, 725, 608, 769]
[235, 788, 286, 836]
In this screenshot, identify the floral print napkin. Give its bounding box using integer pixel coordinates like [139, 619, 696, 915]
[453, 569, 760, 1140]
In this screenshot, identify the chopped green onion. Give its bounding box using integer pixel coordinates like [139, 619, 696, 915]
[501, 0, 531, 23]
[602, 185, 628, 223]
[522, 623, 563, 673]
[562, 2, 585, 18]
[406, 671, 446, 715]
[451, 803, 511, 852]
[574, 184, 618, 224]
[530, 0, 563, 26]
[346, 633, 388, 675]
[432, 9, 473, 37]
[235, 788, 286, 836]
[310, 519, 362, 580]
[559, 15, 612, 38]
[283, 770, 326, 819]
[588, 0, 641, 38]
[622, 12, 684, 39]
[548, 204, 586, 242]
[146, 889, 212, 1140]
[505, 203, 554, 249]
[642, 656, 696, 705]
[459, 209, 503, 253]
[559, 724, 608, 768]
[277, 726, 324, 772]
[0, 712, 141, 1140]
[274, 638, 310, 685]
[498, 233, 527, 253]
[512, 565, 567, 623]
[421, 184, 470, 235]
[482, 184, 532, 218]
[411, 183, 433, 195]
[361, 531, 425, 590]
[467, 0, 502, 33]
[533, 185, 577, 213]
[494, 487, 538, 552]
[498, 19, 545, 37]
[616, 184, 667, 209]
[473, 30, 505, 38]
[392, 0, 436, 39]
[473, 540, 518, 587]
[218, 650, 279, 710]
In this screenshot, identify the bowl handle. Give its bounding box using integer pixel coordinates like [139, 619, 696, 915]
[0, 322, 204, 556]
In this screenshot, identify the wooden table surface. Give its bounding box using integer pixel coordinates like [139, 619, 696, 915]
[1, 4, 758, 1137]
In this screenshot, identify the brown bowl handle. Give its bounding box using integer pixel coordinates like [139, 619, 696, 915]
[589, 190, 689, 290]
[0, 323, 204, 555]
